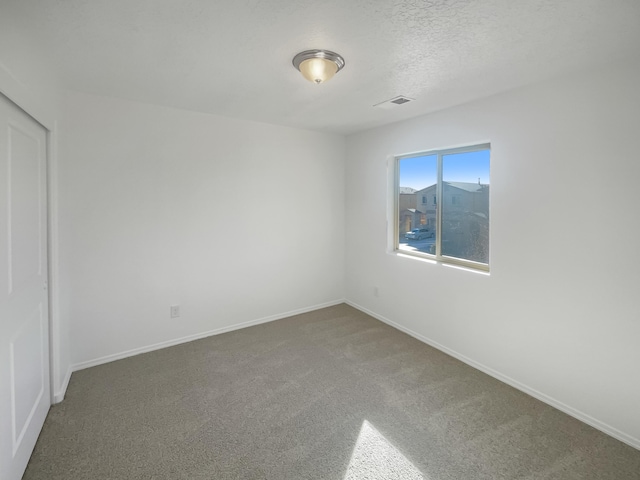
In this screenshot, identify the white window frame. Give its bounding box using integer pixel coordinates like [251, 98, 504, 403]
[394, 143, 490, 272]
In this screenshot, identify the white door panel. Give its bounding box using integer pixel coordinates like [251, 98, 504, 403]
[9, 124, 43, 293]
[11, 304, 45, 454]
[0, 94, 50, 480]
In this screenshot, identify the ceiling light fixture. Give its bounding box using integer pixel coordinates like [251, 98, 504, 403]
[292, 49, 345, 84]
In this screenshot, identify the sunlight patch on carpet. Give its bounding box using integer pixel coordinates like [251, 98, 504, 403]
[344, 420, 426, 480]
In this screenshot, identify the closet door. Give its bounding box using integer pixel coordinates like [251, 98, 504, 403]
[0, 93, 50, 480]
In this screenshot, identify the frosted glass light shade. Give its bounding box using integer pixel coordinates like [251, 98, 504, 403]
[292, 50, 345, 85]
[299, 57, 338, 84]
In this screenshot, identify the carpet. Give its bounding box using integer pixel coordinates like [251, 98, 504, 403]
[24, 304, 640, 479]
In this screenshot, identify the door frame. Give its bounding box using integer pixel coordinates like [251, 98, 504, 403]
[0, 73, 64, 404]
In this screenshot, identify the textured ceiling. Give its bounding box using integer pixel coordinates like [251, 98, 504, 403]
[3, 0, 640, 134]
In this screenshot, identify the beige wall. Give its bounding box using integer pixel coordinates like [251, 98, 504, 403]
[399, 193, 416, 211]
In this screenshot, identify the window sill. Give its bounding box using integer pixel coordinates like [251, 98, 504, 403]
[392, 250, 490, 276]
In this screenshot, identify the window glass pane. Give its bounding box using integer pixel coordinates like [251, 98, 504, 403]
[441, 149, 490, 264]
[398, 155, 437, 255]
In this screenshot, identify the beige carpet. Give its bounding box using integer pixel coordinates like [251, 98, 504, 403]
[24, 304, 640, 479]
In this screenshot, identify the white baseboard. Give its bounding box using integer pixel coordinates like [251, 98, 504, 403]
[345, 300, 640, 451]
[53, 365, 72, 404]
[71, 299, 346, 372]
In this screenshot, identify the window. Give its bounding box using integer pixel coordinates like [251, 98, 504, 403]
[396, 144, 490, 270]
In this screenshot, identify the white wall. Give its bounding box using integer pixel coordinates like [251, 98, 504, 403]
[0, 16, 70, 402]
[345, 59, 640, 448]
[60, 92, 345, 366]
[0, 13, 59, 126]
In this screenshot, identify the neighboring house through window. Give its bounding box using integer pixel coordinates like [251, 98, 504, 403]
[396, 144, 490, 271]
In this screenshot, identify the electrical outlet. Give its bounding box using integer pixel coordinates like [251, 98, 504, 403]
[170, 305, 180, 318]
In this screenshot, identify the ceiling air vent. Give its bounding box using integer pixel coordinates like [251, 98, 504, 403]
[373, 95, 414, 110]
[391, 97, 411, 105]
